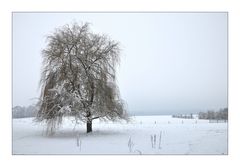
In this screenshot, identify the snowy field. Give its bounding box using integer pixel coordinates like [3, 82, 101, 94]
[12, 115, 227, 155]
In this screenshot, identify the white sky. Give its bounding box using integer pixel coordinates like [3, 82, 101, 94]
[12, 12, 227, 114]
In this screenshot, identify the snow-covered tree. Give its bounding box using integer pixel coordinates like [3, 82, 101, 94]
[36, 22, 128, 134]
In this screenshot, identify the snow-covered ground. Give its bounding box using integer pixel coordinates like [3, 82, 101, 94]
[12, 115, 227, 155]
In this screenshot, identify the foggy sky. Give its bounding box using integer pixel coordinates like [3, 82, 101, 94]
[12, 12, 227, 114]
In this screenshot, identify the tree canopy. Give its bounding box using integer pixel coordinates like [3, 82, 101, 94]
[36, 22, 128, 134]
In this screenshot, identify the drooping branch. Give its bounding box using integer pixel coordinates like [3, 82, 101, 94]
[36, 22, 128, 134]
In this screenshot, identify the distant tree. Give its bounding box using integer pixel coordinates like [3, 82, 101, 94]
[36, 22, 128, 134]
[198, 108, 228, 121]
[198, 112, 205, 119]
[13, 105, 37, 118]
[12, 106, 25, 118]
[26, 105, 38, 117]
[221, 108, 228, 121]
[207, 110, 215, 120]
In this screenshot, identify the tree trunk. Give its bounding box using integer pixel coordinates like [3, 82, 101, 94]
[86, 120, 92, 133]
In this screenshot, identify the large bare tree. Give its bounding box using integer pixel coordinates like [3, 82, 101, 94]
[36, 22, 128, 134]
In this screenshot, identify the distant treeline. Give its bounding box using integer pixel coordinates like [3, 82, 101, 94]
[172, 114, 194, 119]
[198, 108, 228, 121]
[12, 105, 38, 118]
